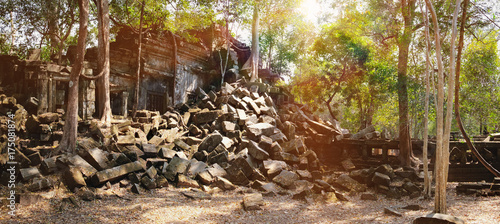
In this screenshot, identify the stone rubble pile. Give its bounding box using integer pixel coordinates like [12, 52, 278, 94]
[0, 80, 424, 206]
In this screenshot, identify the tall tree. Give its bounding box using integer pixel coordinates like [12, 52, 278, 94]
[250, 1, 260, 82]
[59, 0, 89, 153]
[424, 0, 460, 214]
[396, 0, 416, 167]
[97, 0, 112, 126]
[420, 0, 432, 198]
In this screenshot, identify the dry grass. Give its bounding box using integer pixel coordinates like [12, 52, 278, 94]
[0, 183, 499, 224]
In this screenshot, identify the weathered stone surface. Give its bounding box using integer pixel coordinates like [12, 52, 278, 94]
[246, 123, 275, 138]
[207, 164, 227, 178]
[158, 146, 176, 159]
[81, 148, 109, 170]
[91, 161, 144, 185]
[68, 155, 98, 177]
[174, 139, 191, 151]
[40, 156, 59, 175]
[372, 172, 391, 187]
[225, 165, 250, 186]
[27, 178, 53, 192]
[164, 157, 190, 181]
[189, 124, 202, 136]
[156, 175, 169, 188]
[141, 175, 157, 189]
[403, 181, 421, 195]
[145, 166, 158, 179]
[177, 174, 200, 188]
[187, 160, 208, 177]
[323, 192, 338, 203]
[117, 135, 135, 145]
[193, 110, 222, 124]
[222, 121, 236, 132]
[196, 170, 214, 185]
[341, 159, 356, 171]
[148, 135, 164, 146]
[296, 170, 312, 180]
[199, 133, 223, 152]
[38, 112, 59, 124]
[263, 160, 288, 179]
[336, 174, 367, 192]
[375, 164, 395, 179]
[182, 189, 212, 200]
[20, 167, 41, 181]
[247, 140, 269, 160]
[142, 144, 158, 158]
[243, 193, 264, 211]
[272, 170, 299, 188]
[63, 167, 87, 191]
[215, 176, 236, 191]
[413, 213, 465, 224]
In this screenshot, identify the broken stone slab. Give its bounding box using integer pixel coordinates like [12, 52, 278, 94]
[207, 163, 227, 178]
[247, 140, 269, 161]
[91, 161, 144, 185]
[225, 165, 250, 186]
[38, 112, 59, 124]
[20, 167, 42, 181]
[341, 159, 356, 171]
[187, 160, 208, 177]
[117, 135, 136, 145]
[63, 167, 87, 191]
[189, 124, 202, 136]
[296, 170, 312, 180]
[81, 147, 109, 171]
[413, 213, 465, 224]
[156, 175, 169, 188]
[221, 137, 235, 149]
[177, 174, 200, 188]
[336, 174, 367, 192]
[40, 156, 59, 175]
[222, 121, 236, 133]
[375, 164, 395, 179]
[164, 157, 190, 181]
[67, 155, 98, 177]
[158, 145, 176, 159]
[193, 110, 222, 124]
[215, 176, 236, 191]
[272, 170, 299, 188]
[182, 189, 212, 200]
[246, 123, 275, 139]
[174, 139, 191, 151]
[148, 135, 164, 146]
[198, 132, 223, 152]
[196, 170, 214, 185]
[141, 175, 157, 190]
[243, 193, 264, 211]
[372, 172, 391, 187]
[145, 166, 158, 179]
[263, 160, 288, 179]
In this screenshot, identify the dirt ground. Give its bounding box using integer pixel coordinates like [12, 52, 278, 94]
[0, 183, 499, 224]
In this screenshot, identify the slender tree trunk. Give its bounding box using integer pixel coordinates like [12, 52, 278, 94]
[425, 0, 446, 214]
[421, 0, 432, 198]
[132, 0, 145, 118]
[454, 0, 500, 177]
[397, 0, 415, 167]
[170, 30, 177, 105]
[97, 0, 112, 126]
[59, 0, 89, 154]
[250, 2, 259, 82]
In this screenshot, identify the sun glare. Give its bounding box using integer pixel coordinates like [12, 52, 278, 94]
[300, 0, 321, 24]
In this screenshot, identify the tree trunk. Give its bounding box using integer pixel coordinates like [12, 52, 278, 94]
[397, 0, 415, 167]
[250, 2, 259, 82]
[97, 0, 112, 126]
[59, 0, 89, 154]
[170, 30, 177, 106]
[132, 0, 145, 118]
[421, 0, 432, 198]
[48, 1, 61, 62]
[454, 0, 500, 178]
[425, 0, 446, 214]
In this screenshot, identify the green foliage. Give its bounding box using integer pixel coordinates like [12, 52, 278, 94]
[460, 31, 500, 134]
